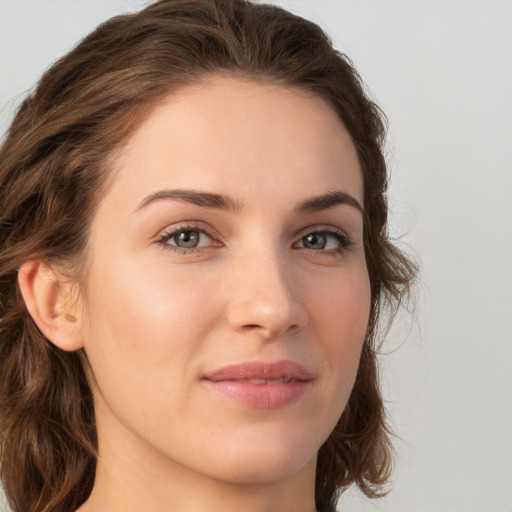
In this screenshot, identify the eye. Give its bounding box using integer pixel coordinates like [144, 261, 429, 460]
[295, 228, 351, 253]
[171, 229, 205, 249]
[158, 225, 215, 252]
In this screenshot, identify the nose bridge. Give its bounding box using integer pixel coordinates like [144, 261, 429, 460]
[226, 240, 307, 338]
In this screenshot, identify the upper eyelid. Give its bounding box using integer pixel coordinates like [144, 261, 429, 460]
[295, 228, 350, 244]
[156, 224, 219, 254]
[157, 222, 217, 240]
[155, 213, 356, 238]
[294, 224, 350, 239]
[156, 223, 350, 239]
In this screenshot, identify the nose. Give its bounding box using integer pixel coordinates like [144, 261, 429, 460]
[226, 247, 308, 339]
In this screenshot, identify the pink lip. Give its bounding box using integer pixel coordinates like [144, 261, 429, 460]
[202, 361, 312, 409]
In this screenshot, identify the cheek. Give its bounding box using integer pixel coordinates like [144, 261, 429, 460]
[86, 252, 218, 342]
[306, 264, 371, 392]
[80, 254, 221, 412]
[309, 263, 370, 342]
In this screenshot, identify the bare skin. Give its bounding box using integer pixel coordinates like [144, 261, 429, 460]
[21, 76, 370, 512]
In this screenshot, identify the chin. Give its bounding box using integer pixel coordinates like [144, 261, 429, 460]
[198, 427, 322, 485]
[214, 455, 316, 485]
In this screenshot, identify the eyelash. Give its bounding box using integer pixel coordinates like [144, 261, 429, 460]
[156, 223, 353, 256]
[157, 223, 218, 255]
[295, 226, 353, 256]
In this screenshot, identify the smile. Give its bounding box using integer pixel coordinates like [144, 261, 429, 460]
[202, 361, 312, 409]
[233, 378, 298, 385]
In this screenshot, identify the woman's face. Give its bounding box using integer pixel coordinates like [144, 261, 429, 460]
[79, 77, 370, 485]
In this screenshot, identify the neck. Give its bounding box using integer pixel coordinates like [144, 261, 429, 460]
[80, 451, 318, 512]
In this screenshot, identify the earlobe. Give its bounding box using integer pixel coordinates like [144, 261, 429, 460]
[18, 259, 84, 352]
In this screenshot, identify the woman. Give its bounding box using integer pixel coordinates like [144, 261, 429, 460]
[0, 1, 415, 511]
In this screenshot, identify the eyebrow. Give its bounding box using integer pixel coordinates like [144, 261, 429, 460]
[295, 191, 364, 215]
[135, 189, 241, 212]
[135, 188, 363, 215]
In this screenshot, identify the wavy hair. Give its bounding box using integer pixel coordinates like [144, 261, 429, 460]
[0, 1, 416, 511]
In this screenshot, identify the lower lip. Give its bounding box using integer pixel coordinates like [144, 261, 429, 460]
[203, 380, 310, 409]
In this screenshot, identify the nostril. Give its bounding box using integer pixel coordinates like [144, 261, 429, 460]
[239, 322, 301, 340]
[240, 324, 269, 335]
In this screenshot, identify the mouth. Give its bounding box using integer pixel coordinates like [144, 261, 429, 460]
[202, 360, 312, 409]
[227, 377, 299, 385]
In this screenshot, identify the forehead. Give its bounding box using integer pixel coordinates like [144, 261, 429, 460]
[103, 76, 363, 213]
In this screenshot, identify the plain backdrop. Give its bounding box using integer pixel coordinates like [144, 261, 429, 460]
[1, 1, 511, 511]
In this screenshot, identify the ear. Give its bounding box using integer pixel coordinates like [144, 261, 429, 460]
[18, 259, 84, 351]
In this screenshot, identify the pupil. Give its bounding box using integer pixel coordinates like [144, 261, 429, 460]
[304, 233, 326, 249]
[175, 230, 199, 248]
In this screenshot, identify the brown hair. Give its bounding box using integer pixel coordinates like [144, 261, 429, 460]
[0, 1, 416, 511]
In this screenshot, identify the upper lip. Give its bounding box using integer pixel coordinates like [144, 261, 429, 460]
[203, 360, 312, 382]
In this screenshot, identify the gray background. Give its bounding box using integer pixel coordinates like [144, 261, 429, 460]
[1, 1, 511, 511]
